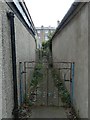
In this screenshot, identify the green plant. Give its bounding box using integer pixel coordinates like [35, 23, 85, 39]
[30, 62, 43, 89]
[52, 69, 71, 106]
[23, 95, 33, 107]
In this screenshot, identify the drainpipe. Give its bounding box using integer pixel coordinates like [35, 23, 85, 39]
[7, 12, 18, 118]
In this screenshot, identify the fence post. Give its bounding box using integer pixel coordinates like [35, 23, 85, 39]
[24, 62, 27, 103]
[47, 67, 48, 106]
[71, 62, 75, 104]
[19, 62, 23, 105]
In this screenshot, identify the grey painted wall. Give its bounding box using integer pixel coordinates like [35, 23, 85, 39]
[0, 7, 2, 119]
[52, 3, 88, 118]
[0, 1, 36, 119]
[88, 2, 90, 119]
[15, 15, 36, 106]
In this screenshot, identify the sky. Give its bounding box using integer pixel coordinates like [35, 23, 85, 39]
[25, 0, 75, 27]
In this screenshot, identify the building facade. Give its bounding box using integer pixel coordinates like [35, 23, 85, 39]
[52, 2, 88, 118]
[0, 1, 36, 119]
[36, 26, 55, 48]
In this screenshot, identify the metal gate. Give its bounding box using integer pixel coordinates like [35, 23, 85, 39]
[19, 61, 75, 106]
[35, 64, 60, 106]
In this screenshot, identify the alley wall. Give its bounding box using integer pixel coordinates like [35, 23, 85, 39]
[15, 13, 36, 107]
[0, 1, 36, 118]
[0, 8, 2, 119]
[52, 3, 88, 118]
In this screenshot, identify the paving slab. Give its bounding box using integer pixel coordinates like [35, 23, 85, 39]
[30, 106, 67, 118]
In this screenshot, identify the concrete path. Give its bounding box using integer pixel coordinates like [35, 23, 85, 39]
[30, 106, 67, 118]
[30, 57, 69, 118]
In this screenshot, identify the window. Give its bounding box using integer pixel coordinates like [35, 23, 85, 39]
[39, 36, 41, 39]
[45, 30, 48, 34]
[45, 36, 48, 41]
[37, 30, 40, 34]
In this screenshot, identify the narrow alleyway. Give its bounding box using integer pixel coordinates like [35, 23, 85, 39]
[19, 55, 77, 119]
[0, 1, 88, 119]
[30, 57, 68, 118]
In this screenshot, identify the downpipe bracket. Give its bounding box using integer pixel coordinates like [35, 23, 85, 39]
[7, 11, 14, 19]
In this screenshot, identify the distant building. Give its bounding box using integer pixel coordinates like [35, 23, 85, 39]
[36, 26, 55, 48]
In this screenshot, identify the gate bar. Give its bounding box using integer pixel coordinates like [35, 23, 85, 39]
[47, 68, 48, 106]
[24, 62, 27, 103]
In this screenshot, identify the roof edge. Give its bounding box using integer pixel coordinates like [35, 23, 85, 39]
[6, 1, 36, 37]
[51, 2, 86, 41]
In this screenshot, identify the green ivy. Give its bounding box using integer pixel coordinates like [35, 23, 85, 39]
[30, 62, 43, 89]
[52, 69, 71, 106]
